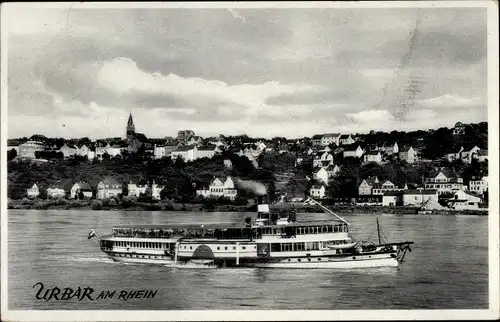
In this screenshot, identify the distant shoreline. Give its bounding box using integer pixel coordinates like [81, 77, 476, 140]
[8, 198, 488, 216]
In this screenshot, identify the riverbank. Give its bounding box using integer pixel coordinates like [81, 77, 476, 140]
[7, 198, 488, 216]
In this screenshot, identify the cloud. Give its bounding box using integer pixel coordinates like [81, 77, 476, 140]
[416, 95, 485, 109]
[346, 110, 396, 124]
[5, 6, 488, 139]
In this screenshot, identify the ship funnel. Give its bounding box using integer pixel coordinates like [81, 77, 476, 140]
[255, 194, 271, 226]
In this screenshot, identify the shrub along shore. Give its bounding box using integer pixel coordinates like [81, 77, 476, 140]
[8, 198, 488, 216]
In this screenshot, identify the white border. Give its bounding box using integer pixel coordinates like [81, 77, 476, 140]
[1, 1, 499, 321]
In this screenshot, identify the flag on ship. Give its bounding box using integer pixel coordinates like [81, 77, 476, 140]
[88, 229, 98, 240]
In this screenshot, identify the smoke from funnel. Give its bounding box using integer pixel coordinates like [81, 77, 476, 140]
[234, 179, 267, 196]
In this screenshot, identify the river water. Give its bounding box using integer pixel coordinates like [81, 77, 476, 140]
[7, 209, 488, 310]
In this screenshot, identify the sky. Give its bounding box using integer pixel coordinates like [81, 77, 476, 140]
[4, 4, 488, 139]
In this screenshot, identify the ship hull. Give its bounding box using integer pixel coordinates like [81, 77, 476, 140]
[242, 256, 399, 269]
[106, 252, 174, 265]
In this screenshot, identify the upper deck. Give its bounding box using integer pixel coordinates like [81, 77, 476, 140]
[112, 220, 349, 240]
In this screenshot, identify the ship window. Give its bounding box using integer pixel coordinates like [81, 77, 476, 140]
[288, 258, 291, 262]
[242, 246, 246, 250]
[353, 257, 356, 260]
[308, 258, 311, 262]
[225, 247, 228, 250]
[217, 247, 220, 250]
[298, 259, 301, 262]
[318, 258, 321, 261]
[271, 243, 281, 252]
[233, 246, 236, 250]
[190, 246, 192, 250]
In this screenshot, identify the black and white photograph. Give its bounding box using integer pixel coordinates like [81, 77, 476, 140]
[1, 1, 498, 321]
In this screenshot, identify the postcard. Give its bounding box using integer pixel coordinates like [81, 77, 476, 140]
[1, 1, 498, 321]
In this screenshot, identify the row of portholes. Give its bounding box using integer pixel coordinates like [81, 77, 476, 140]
[113, 253, 161, 259]
[287, 258, 322, 262]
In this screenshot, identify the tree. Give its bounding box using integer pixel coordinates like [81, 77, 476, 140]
[7, 148, 17, 161]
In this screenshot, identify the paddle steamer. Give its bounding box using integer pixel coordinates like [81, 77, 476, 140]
[89, 196, 413, 268]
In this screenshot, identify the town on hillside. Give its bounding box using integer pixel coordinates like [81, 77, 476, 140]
[7, 115, 489, 211]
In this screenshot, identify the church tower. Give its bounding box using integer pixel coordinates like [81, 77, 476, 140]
[126, 112, 135, 141]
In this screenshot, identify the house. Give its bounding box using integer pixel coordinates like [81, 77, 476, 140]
[472, 149, 488, 162]
[47, 182, 67, 199]
[311, 134, 323, 146]
[309, 184, 326, 199]
[19, 141, 45, 159]
[97, 178, 123, 199]
[358, 176, 379, 195]
[338, 134, 355, 146]
[70, 182, 93, 199]
[128, 181, 149, 198]
[196, 176, 238, 200]
[444, 146, 464, 162]
[223, 159, 233, 169]
[164, 140, 180, 156]
[424, 168, 465, 194]
[382, 191, 403, 206]
[177, 130, 195, 144]
[151, 180, 164, 200]
[363, 151, 382, 163]
[76, 144, 91, 158]
[372, 181, 407, 195]
[313, 167, 329, 185]
[153, 144, 167, 159]
[313, 151, 334, 167]
[399, 146, 418, 163]
[321, 133, 341, 146]
[402, 189, 439, 207]
[453, 122, 466, 135]
[196, 145, 220, 159]
[59, 143, 78, 158]
[171, 145, 197, 162]
[343, 145, 364, 158]
[469, 176, 488, 195]
[460, 146, 480, 164]
[325, 164, 341, 178]
[447, 190, 482, 210]
[378, 142, 399, 155]
[27, 184, 40, 198]
[187, 135, 203, 146]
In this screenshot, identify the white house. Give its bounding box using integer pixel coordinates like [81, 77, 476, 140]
[47, 183, 66, 199]
[372, 181, 407, 195]
[343, 145, 364, 158]
[363, 151, 382, 163]
[151, 181, 164, 200]
[309, 184, 326, 199]
[460, 146, 480, 164]
[338, 134, 355, 145]
[321, 133, 341, 146]
[19, 141, 45, 159]
[379, 142, 399, 155]
[358, 176, 379, 195]
[313, 167, 329, 185]
[196, 176, 238, 200]
[128, 182, 149, 198]
[469, 176, 488, 195]
[444, 147, 464, 162]
[196, 145, 220, 159]
[424, 168, 465, 194]
[153, 144, 167, 159]
[70, 182, 93, 199]
[399, 146, 418, 164]
[97, 178, 123, 199]
[59, 143, 78, 158]
[382, 191, 403, 207]
[27, 184, 40, 198]
[402, 189, 439, 208]
[447, 190, 482, 210]
[313, 151, 334, 167]
[171, 145, 197, 162]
